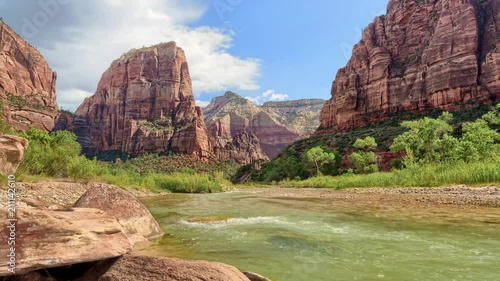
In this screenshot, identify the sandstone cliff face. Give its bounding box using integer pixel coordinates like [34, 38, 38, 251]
[204, 91, 324, 159]
[213, 131, 268, 165]
[261, 99, 325, 138]
[0, 20, 58, 131]
[317, 0, 500, 134]
[73, 42, 211, 159]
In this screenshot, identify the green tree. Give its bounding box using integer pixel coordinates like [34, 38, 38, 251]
[304, 146, 336, 175]
[390, 112, 455, 165]
[349, 137, 379, 174]
[457, 105, 500, 161]
[353, 136, 377, 151]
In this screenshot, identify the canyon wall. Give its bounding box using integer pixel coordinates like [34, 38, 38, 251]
[317, 0, 500, 134]
[204, 91, 324, 159]
[73, 42, 211, 159]
[0, 20, 58, 131]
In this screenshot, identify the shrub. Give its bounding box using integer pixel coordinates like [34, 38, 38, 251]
[153, 173, 222, 193]
[68, 156, 101, 182]
[349, 137, 379, 174]
[16, 129, 81, 177]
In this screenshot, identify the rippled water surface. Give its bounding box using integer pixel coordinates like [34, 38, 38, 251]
[141, 191, 500, 281]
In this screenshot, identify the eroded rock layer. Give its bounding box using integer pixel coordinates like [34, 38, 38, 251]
[74, 42, 211, 159]
[204, 91, 324, 159]
[0, 20, 58, 131]
[317, 0, 500, 134]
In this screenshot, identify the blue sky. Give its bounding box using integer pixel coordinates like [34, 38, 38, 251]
[195, 1, 387, 105]
[1, 0, 387, 110]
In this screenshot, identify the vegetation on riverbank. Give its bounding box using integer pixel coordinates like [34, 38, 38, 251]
[3, 102, 499, 191]
[12, 129, 230, 193]
[283, 161, 500, 189]
[241, 103, 500, 188]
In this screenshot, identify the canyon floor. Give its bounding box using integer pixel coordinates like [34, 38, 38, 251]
[234, 185, 500, 208]
[3, 180, 499, 208]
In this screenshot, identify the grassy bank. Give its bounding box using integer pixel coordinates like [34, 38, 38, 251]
[282, 160, 500, 189]
[8, 129, 231, 193]
[98, 169, 225, 193]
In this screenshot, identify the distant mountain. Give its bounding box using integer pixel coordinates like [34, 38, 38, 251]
[204, 91, 325, 159]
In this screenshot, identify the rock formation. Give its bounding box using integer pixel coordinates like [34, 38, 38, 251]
[0, 20, 58, 131]
[73, 42, 211, 159]
[74, 184, 164, 246]
[4, 256, 254, 281]
[204, 91, 324, 159]
[261, 99, 325, 139]
[87, 256, 252, 281]
[317, 0, 500, 134]
[213, 131, 268, 165]
[0, 208, 132, 276]
[0, 134, 28, 175]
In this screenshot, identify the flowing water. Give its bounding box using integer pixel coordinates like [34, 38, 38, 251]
[140, 191, 500, 281]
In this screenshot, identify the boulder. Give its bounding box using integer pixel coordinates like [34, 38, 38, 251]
[73, 184, 164, 245]
[97, 255, 251, 281]
[0, 208, 132, 276]
[3, 256, 253, 281]
[0, 134, 28, 175]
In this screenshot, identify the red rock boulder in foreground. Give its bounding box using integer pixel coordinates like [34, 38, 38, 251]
[74, 42, 211, 159]
[317, 0, 500, 134]
[0, 20, 58, 131]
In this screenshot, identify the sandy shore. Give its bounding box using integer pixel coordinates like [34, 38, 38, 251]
[235, 185, 500, 208]
[0, 181, 169, 208]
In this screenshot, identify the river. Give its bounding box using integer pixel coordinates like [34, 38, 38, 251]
[140, 191, 500, 281]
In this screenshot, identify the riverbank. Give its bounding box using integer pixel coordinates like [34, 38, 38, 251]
[0, 180, 169, 209]
[235, 185, 500, 207]
[2, 180, 499, 208]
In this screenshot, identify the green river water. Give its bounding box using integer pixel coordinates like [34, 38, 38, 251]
[140, 191, 500, 281]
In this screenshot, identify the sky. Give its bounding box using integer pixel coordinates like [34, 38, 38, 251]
[0, 0, 387, 111]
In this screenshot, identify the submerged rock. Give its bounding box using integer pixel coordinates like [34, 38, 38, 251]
[243, 272, 273, 281]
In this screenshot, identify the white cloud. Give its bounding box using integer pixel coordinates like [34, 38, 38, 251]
[245, 90, 289, 105]
[57, 88, 94, 111]
[195, 100, 211, 108]
[31, 0, 261, 110]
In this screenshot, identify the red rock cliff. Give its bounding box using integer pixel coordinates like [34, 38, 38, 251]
[74, 42, 211, 159]
[0, 20, 58, 131]
[204, 92, 303, 160]
[317, 0, 500, 134]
